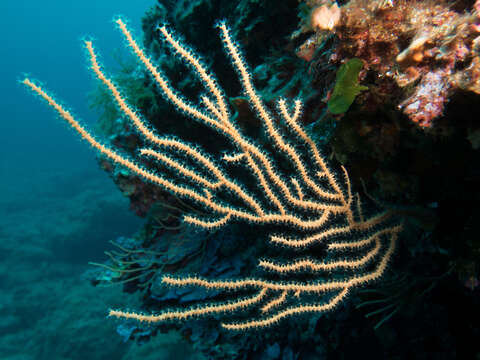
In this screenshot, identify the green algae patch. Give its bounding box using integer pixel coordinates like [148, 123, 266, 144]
[328, 58, 368, 114]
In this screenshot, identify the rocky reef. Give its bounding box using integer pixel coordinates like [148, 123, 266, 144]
[86, 1, 480, 359]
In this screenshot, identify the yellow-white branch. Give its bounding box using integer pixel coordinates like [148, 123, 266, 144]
[24, 18, 401, 330]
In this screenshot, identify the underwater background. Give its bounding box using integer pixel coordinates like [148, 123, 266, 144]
[1, 0, 480, 359]
[1, 1, 201, 359]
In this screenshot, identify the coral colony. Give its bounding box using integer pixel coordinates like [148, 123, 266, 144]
[296, 0, 480, 128]
[23, 19, 401, 330]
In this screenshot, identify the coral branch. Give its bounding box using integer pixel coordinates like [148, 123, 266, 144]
[23, 17, 401, 330]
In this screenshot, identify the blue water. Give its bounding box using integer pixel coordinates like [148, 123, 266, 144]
[0, 1, 203, 358]
[1, 0, 150, 177]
